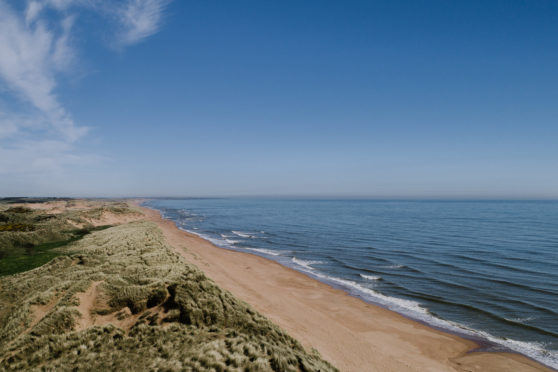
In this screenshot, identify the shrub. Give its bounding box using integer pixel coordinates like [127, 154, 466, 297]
[6, 207, 32, 214]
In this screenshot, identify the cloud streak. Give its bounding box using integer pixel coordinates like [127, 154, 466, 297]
[0, 1, 84, 141]
[118, 0, 170, 46]
[0, 0, 171, 180]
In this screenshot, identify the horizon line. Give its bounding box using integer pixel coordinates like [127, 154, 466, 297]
[3, 195, 558, 202]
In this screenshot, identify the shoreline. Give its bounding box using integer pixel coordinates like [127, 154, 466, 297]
[134, 200, 553, 371]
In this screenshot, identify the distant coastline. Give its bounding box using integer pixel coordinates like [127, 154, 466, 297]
[137, 199, 555, 371]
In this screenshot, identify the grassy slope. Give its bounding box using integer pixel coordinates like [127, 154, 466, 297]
[0, 204, 336, 371]
[0, 201, 132, 276]
[0, 225, 113, 276]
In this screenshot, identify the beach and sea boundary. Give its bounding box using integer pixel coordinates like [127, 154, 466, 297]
[135, 199, 553, 371]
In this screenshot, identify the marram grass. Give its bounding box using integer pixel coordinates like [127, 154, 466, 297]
[0, 201, 136, 276]
[0, 203, 336, 371]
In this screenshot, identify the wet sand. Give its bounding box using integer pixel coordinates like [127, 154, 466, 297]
[135, 201, 551, 372]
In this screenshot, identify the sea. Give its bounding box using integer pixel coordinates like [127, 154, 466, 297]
[144, 198, 558, 369]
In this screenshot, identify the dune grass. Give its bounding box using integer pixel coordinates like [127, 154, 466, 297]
[0, 225, 111, 276]
[0, 200, 128, 276]
[0, 199, 142, 271]
[0, 202, 336, 371]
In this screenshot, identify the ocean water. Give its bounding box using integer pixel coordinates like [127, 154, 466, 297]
[144, 198, 558, 369]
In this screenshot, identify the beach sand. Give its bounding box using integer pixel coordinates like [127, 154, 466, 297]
[134, 201, 551, 372]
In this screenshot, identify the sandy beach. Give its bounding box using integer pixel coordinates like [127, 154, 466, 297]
[134, 200, 552, 372]
[3, 1, 556, 369]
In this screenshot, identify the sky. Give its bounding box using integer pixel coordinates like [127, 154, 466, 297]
[0, 0, 557, 198]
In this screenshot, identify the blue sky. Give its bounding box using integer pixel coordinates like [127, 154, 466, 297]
[0, 0, 557, 198]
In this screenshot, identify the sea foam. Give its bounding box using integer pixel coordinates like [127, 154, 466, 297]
[360, 274, 381, 281]
[245, 247, 281, 256]
[291, 257, 324, 271]
[232, 230, 256, 238]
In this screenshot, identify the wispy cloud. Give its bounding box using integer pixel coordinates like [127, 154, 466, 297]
[0, 1, 84, 142]
[118, 0, 170, 46]
[0, 0, 171, 182]
[0, 114, 18, 139]
[0, 138, 101, 175]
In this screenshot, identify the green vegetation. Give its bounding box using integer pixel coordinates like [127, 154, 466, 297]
[0, 202, 336, 371]
[0, 200, 127, 276]
[0, 224, 35, 232]
[0, 226, 111, 276]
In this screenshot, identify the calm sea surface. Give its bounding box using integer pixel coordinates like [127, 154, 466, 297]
[144, 199, 558, 368]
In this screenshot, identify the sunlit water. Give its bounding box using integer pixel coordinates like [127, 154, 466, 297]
[145, 199, 558, 368]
